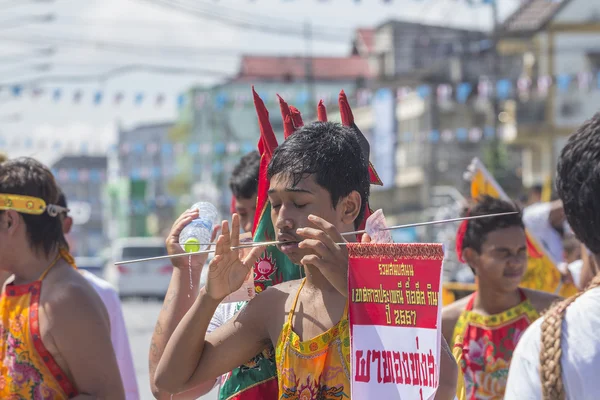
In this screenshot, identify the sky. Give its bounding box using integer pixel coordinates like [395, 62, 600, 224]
[0, 0, 521, 165]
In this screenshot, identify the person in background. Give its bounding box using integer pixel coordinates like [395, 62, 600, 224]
[149, 151, 263, 400]
[526, 184, 543, 207]
[57, 190, 140, 400]
[442, 195, 559, 399]
[0, 152, 7, 163]
[560, 235, 583, 288]
[230, 150, 260, 233]
[522, 198, 569, 264]
[0, 157, 124, 399]
[506, 112, 600, 399]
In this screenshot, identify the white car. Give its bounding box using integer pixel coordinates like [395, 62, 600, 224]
[104, 237, 173, 299]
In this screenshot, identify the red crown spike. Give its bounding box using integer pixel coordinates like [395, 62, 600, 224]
[252, 86, 278, 155]
[317, 100, 327, 122]
[338, 90, 354, 126]
[338, 90, 382, 186]
[289, 106, 304, 129]
[278, 94, 295, 139]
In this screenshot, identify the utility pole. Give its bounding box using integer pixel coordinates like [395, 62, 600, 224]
[304, 20, 316, 120]
[489, 0, 503, 175]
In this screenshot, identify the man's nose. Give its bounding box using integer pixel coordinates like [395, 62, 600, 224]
[275, 205, 294, 230]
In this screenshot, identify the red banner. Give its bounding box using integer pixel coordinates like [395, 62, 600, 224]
[348, 243, 445, 400]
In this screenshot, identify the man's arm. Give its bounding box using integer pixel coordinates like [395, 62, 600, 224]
[155, 215, 268, 394]
[46, 282, 125, 399]
[149, 210, 219, 399]
[155, 284, 273, 394]
[435, 337, 458, 400]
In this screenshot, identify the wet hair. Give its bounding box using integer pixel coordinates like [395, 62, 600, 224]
[458, 195, 524, 258]
[556, 112, 600, 254]
[229, 150, 260, 199]
[56, 189, 67, 209]
[267, 121, 370, 228]
[0, 157, 68, 255]
[541, 113, 600, 399]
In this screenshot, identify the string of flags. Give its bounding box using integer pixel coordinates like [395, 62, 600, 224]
[2, 71, 598, 110]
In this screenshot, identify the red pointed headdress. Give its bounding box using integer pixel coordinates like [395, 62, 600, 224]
[252, 88, 383, 236]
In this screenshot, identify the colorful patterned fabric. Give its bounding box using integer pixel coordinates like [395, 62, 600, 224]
[0, 250, 79, 399]
[452, 335, 468, 400]
[451, 291, 539, 399]
[275, 279, 351, 400]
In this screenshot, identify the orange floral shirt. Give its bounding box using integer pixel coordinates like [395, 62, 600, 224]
[275, 279, 351, 399]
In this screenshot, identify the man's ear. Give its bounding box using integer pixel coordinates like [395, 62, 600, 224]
[463, 248, 479, 273]
[339, 191, 362, 226]
[63, 216, 73, 235]
[2, 210, 21, 233]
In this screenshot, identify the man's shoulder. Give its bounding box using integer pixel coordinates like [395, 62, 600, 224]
[522, 288, 562, 315]
[442, 295, 470, 322]
[42, 264, 109, 321]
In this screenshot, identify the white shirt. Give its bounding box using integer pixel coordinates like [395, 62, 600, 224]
[505, 287, 600, 399]
[207, 301, 247, 389]
[523, 202, 566, 264]
[80, 270, 140, 400]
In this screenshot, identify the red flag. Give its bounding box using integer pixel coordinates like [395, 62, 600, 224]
[252, 87, 279, 235]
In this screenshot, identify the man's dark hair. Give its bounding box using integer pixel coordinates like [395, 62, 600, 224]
[267, 121, 370, 228]
[230, 151, 260, 199]
[530, 184, 543, 196]
[56, 189, 67, 209]
[461, 195, 524, 255]
[0, 157, 68, 255]
[556, 113, 600, 254]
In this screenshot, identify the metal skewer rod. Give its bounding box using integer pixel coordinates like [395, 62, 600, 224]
[115, 211, 517, 265]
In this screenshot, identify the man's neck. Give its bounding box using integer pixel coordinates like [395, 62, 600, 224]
[473, 283, 522, 315]
[10, 247, 60, 286]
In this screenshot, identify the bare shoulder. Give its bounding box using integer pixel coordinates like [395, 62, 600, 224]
[241, 279, 303, 342]
[522, 288, 562, 315]
[245, 279, 303, 312]
[41, 263, 109, 325]
[442, 295, 470, 322]
[441, 295, 471, 343]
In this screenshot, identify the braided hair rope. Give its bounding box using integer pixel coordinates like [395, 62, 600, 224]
[540, 273, 600, 399]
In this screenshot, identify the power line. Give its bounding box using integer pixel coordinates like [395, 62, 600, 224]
[137, 0, 351, 42]
[0, 63, 230, 86]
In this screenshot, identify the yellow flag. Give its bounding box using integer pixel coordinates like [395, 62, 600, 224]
[467, 158, 578, 297]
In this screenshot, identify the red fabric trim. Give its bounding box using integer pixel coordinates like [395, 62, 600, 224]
[455, 218, 469, 263]
[347, 243, 444, 260]
[29, 281, 79, 398]
[224, 376, 278, 400]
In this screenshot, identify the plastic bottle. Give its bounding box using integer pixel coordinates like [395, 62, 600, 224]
[179, 202, 220, 253]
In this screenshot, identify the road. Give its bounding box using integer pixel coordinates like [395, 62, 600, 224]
[122, 299, 219, 400]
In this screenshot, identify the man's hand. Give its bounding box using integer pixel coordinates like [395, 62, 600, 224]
[166, 209, 220, 271]
[205, 214, 264, 301]
[297, 215, 350, 296]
